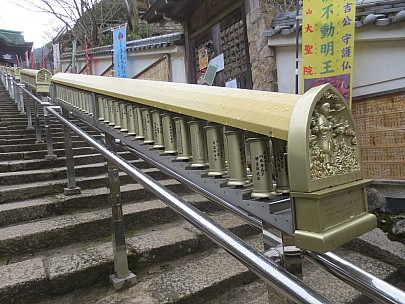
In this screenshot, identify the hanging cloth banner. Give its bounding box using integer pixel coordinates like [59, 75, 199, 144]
[113, 24, 127, 78]
[53, 43, 61, 74]
[302, 0, 356, 106]
[25, 51, 29, 68]
[85, 39, 90, 75]
[15, 54, 21, 67]
[71, 39, 77, 73]
[42, 48, 45, 69]
[31, 50, 35, 69]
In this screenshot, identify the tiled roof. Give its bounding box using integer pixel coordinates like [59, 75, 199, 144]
[264, 0, 405, 37]
[0, 29, 31, 45]
[61, 32, 183, 58]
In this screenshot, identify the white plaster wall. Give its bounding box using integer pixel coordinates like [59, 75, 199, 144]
[60, 46, 186, 82]
[270, 23, 405, 97]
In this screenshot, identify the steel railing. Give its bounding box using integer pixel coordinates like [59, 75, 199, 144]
[1, 71, 404, 304]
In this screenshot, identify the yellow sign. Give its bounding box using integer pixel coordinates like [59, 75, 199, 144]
[302, 0, 356, 106]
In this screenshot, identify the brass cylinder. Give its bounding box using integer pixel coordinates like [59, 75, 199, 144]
[107, 99, 115, 126]
[126, 104, 136, 135]
[113, 100, 122, 129]
[119, 102, 128, 132]
[247, 135, 277, 198]
[141, 107, 154, 144]
[188, 120, 209, 168]
[79, 91, 85, 112]
[102, 97, 110, 124]
[134, 106, 144, 139]
[174, 116, 192, 160]
[81, 92, 88, 113]
[151, 109, 165, 149]
[88, 93, 94, 116]
[224, 127, 250, 186]
[72, 90, 78, 109]
[161, 113, 177, 154]
[272, 138, 290, 193]
[97, 96, 105, 121]
[204, 123, 227, 177]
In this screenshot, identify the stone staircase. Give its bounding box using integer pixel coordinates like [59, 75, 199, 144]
[0, 84, 403, 304]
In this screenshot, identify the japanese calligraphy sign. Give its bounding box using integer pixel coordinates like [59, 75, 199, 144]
[53, 43, 61, 74]
[302, 0, 356, 106]
[113, 25, 127, 78]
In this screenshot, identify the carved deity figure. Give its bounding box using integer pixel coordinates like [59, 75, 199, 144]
[309, 91, 360, 180]
[316, 102, 334, 166]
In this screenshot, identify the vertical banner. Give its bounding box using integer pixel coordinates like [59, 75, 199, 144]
[71, 38, 77, 73]
[85, 40, 90, 75]
[53, 43, 61, 74]
[42, 48, 45, 68]
[31, 50, 35, 69]
[113, 25, 127, 78]
[16, 55, 21, 67]
[25, 51, 29, 68]
[302, 0, 356, 106]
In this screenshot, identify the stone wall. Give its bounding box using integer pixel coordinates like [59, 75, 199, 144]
[246, 0, 278, 91]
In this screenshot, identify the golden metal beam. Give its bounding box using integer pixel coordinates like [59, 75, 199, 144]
[51, 74, 299, 140]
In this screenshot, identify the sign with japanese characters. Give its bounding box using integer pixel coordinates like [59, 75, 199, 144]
[113, 25, 127, 78]
[53, 43, 61, 74]
[302, 0, 356, 105]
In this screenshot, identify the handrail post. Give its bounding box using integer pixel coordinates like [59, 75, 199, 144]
[14, 81, 19, 103]
[43, 96, 57, 160]
[33, 94, 43, 144]
[62, 107, 81, 195]
[17, 84, 25, 114]
[26, 93, 34, 130]
[105, 132, 137, 290]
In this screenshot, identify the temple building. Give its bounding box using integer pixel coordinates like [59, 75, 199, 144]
[0, 29, 33, 66]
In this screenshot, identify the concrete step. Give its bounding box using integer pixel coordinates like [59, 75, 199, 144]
[0, 193, 223, 258]
[0, 133, 103, 145]
[0, 211, 258, 304]
[28, 236, 403, 304]
[0, 167, 170, 203]
[0, 151, 137, 173]
[0, 140, 93, 153]
[0, 146, 99, 161]
[0, 179, 192, 227]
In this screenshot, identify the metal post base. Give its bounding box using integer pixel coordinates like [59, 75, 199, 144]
[109, 272, 137, 290]
[63, 186, 81, 195]
[45, 154, 57, 160]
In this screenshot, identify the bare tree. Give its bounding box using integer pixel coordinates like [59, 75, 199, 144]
[18, 0, 138, 49]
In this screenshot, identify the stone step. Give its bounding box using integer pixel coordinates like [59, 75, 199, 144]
[0, 140, 93, 153]
[0, 211, 258, 304]
[0, 151, 137, 173]
[0, 179, 192, 227]
[31, 237, 402, 304]
[0, 159, 144, 185]
[0, 133, 101, 145]
[0, 168, 168, 204]
[206, 244, 404, 304]
[0, 193, 224, 258]
[0, 168, 170, 204]
[0, 146, 99, 161]
[0, 123, 97, 139]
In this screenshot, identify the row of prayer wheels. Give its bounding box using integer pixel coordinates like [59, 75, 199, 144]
[55, 85, 290, 199]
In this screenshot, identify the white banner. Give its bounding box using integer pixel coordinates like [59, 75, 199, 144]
[53, 43, 61, 74]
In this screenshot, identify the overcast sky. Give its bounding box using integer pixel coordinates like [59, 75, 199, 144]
[0, 0, 62, 48]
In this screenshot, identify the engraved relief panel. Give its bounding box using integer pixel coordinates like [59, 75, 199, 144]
[309, 90, 361, 180]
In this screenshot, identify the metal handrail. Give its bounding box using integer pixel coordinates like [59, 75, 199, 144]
[123, 133, 405, 304]
[2, 72, 405, 304]
[45, 105, 331, 304]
